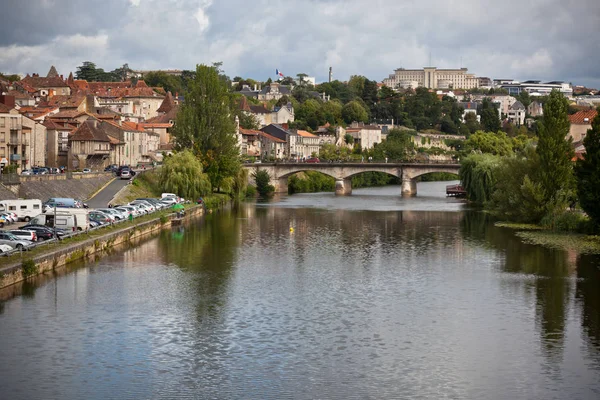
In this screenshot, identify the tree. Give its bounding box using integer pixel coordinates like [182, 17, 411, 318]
[440, 116, 458, 134]
[75, 61, 101, 81]
[342, 100, 368, 124]
[296, 73, 309, 86]
[373, 129, 414, 161]
[465, 131, 514, 156]
[0, 72, 21, 82]
[159, 150, 212, 199]
[464, 112, 481, 134]
[344, 133, 354, 146]
[172, 64, 241, 192]
[517, 91, 532, 109]
[253, 169, 274, 196]
[144, 71, 183, 94]
[459, 153, 502, 204]
[479, 98, 501, 132]
[535, 90, 575, 216]
[575, 107, 600, 229]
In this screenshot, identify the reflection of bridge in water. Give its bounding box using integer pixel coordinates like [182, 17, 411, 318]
[244, 162, 460, 196]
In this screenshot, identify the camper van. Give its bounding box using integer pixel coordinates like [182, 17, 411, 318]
[0, 199, 43, 221]
[29, 213, 79, 232]
[44, 208, 89, 231]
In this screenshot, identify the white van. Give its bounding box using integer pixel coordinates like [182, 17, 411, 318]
[30, 213, 80, 232]
[43, 208, 90, 231]
[0, 199, 43, 222]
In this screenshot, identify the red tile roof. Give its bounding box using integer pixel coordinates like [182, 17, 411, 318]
[70, 119, 110, 142]
[259, 131, 285, 143]
[296, 130, 317, 138]
[239, 128, 261, 136]
[44, 94, 86, 108]
[569, 109, 597, 124]
[20, 75, 68, 89]
[156, 91, 176, 113]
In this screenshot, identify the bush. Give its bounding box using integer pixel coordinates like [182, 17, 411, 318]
[245, 185, 257, 198]
[252, 170, 275, 196]
[540, 210, 588, 232]
[21, 259, 38, 278]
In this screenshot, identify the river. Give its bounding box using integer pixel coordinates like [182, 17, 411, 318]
[0, 182, 599, 399]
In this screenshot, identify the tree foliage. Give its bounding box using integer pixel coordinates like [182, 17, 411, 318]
[464, 131, 514, 156]
[372, 129, 414, 161]
[535, 90, 575, 216]
[172, 64, 240, 191]
[575, 107, 600, 229]
[144, 71, 183, 95]
[253, 169, 274, 196]
[459, 153, 502, 204]
[342, 100, 368, 124]
[479, 98, 501, 132]
[159, 150, 211, 199]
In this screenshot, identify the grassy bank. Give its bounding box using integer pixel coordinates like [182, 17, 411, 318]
[495, 220, 600, 254]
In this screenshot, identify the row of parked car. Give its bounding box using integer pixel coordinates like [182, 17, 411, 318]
[0, 194, 185, 254]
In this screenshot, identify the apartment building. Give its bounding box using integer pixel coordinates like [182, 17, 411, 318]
[383, 67, 480, 90]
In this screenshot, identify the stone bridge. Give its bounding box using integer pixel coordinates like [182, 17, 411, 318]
[243, 162, 460, 196]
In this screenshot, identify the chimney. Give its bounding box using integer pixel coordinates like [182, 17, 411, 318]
[0, 95, 16, 108]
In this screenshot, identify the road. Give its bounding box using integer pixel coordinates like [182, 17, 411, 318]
[86, 177, 130, 209]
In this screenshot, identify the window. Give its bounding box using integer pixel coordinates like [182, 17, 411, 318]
[9, 206, 16, 211]
[33, 204, 40, 209]
[0, 117, 4, 128]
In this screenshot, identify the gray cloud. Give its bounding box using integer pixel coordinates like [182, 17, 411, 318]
[0, 0, 599, 87]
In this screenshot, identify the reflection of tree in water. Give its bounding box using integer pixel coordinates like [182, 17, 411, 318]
[462, 210, 573, 362]
[576, 254, 600, 359]
[158, 212, 241, 323]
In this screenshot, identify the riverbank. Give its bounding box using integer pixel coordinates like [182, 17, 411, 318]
[495, 221, 600, 254]
[0, 205, 205, 289]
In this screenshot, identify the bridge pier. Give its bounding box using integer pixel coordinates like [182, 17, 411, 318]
[401, 178, 417, 197]
[335, 178, 352, 196]
[274, 177, 289, 194]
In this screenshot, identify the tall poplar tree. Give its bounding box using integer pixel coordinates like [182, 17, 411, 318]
[172, 64, 240, 192]
[535, 90, 575, 214]
[575, 108, 600, 229]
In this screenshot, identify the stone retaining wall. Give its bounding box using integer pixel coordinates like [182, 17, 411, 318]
[19, 173, 113, 200]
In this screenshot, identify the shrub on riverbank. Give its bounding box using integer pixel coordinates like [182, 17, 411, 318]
[288, 171, 335, 194]
[253, 170, 275, 196]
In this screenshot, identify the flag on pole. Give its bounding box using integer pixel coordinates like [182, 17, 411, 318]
[276, 69, 284, 78]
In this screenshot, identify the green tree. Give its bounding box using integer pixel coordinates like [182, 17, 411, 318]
[459, 153, 502, 204]
[159, 150, 212, 199]
[535, 90, 575, 216]
[253, 169, 274, 196]
[464, 112, 481, 134]
[321, 99, 343, 124]
[172, 64, 241, 192]
[487, 147, 546, 222]
[348, 75, 366, 98]
[575, 107, 600, 229]
[373, 129, 414, 161]
[344, 133, 354, 146]
[144, 71, 183, 94]
[479, 98, 501, 132]
[342, 100, 368, 124]
[517, 91, 532, 109]
[464, 131, 514, 156]
[0, 72, 21, 82]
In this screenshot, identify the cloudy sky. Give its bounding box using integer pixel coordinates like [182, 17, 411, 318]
[1, 0, 599, 87]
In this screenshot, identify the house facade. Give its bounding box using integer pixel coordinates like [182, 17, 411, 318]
[507, 101, 526, 125]
[568, 109, 597, 142]
[345, 122, 382, 150]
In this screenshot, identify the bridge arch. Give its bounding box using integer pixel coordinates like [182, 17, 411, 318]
[243, 163, 460, 196]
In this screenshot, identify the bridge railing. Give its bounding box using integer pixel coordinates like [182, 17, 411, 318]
[244, 159, 460, 166]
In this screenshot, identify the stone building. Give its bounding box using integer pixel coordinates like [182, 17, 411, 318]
[384, 67, 480, 90]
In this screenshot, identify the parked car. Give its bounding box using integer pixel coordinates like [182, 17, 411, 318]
[20, 225, 58, 241]
[0, 231, 34, 250]
[104, 164, 118, 173]
[89, 210, 113, 224]
[0, 215, 6, 228]
[117, 165, 131, 176]
[0, 213, 15, 224]
[21, 169, 33, 176]
[306, 157, 320, 163]
[32, 167, 48, 175]
[116, 206, 139, 218]
[9, 230, 37, 242]
[120, 170, 131, 179]
[82, 168, 92, 173]
[97, 208, 126, 221]
[0, 244, 13, 253]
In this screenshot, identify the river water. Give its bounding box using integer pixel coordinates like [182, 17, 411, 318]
[1, 182, 599, 400]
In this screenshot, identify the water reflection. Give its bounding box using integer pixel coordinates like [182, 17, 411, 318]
[0, 183, 599, 399]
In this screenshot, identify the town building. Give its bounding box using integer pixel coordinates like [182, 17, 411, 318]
[238, 96, 294, 127]
[494, 80, 573, 97]
[383, 67, 480, 90]
[459, 102, 479, 122]
[344, 122, 382, 150]
[507, 101, 526, 126]
[288, 130, 321, 160]
[568, 109, 597, 142]
[527, 101, 544, 117]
